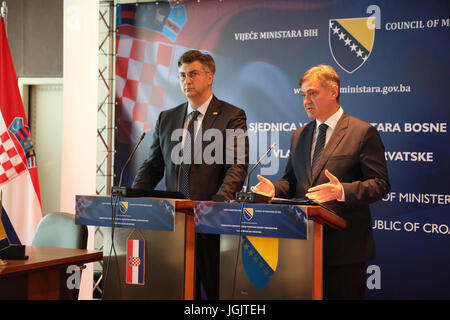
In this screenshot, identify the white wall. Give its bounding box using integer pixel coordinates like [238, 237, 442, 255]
[62, 0, 99, 300]
[30, 83, 63, 216]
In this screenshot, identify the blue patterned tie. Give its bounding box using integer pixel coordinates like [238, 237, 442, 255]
[179, 110, 200, 198]
[311, 123, 328, 176]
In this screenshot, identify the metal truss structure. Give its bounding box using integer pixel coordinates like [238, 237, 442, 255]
[95, 0, 116, 298]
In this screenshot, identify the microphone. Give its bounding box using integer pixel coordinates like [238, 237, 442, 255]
[235, 143, 276, 203]
[111, 132, 146, 196]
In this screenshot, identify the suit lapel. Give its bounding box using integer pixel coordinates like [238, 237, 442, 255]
[194, 96, 221, 159]
[311, 112, 349, 184]
[201, 96, 221, 133]
[294, 121, 315, 184]
[169, 104, 188, 175]
[170, 103, 188, 144]
[179, 103, 189, 127]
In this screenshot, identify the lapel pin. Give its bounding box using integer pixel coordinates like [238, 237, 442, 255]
[213, 111, 218, 115]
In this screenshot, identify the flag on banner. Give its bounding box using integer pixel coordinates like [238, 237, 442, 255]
[241, 235, 278, 290]
[0, 17, 42, 245]
[126, 239, 145, 285]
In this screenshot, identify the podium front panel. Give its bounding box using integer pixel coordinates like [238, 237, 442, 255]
[219, 219, 319, 299]
[101, 212, 189, 300]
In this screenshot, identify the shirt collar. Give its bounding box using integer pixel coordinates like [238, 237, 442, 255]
[316, 106, 343, 130]
[187, 94, 213, 117]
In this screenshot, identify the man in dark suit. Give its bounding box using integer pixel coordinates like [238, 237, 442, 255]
[132, 50, 249, 299]
[253, 65, 390, 299]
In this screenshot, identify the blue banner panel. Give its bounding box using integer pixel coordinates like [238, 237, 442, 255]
[75, 195, 175, 231]
[194, 201, 307, 239]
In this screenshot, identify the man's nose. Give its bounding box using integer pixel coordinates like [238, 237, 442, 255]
[303, 95, 311, 105]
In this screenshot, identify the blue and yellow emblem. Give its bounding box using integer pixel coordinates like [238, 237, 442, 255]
[241, 235, 278, 290]
[119, 201, 129, 214]
[329, 17, 376, 73]
[243, 207, 254, 221]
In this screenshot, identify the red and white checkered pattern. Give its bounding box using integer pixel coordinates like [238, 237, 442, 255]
[0, 131, 26, 185]
[130, 256, 141, 267]
[115, 34, 175, 143]
[194, 201, 215, 225]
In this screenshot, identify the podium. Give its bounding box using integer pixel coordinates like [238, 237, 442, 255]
[75, 195, 195, 300]
[76, 196, 345, 300]
[193, 201, 346, 300]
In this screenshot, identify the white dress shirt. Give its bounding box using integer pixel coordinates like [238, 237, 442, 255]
[310, 106, 344, 160]
[310, 106, 345, 201]
[182, 94, 213, 146]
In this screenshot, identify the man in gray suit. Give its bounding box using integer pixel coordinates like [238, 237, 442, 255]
[133, 50, 249, 299]
[253, 65, 390, 299]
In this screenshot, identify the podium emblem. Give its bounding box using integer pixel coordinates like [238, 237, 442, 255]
[243, 208, 254, 221]
[119, 201, 129, 214]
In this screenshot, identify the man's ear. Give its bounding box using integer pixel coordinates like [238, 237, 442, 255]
[208, 72, 214, 86]
[329, 84, 339, 99]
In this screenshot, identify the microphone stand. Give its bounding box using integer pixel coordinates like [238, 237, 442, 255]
[235, 143, 276, 203]
[103, 132, 145, 299]
[231, 144, 276, 298]
[111, 132, 146, 197]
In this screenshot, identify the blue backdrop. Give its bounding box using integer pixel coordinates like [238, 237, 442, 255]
[114, 0, 450, 299]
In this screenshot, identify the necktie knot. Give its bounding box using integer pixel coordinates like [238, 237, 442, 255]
[318, 123, 328, 133]
[187, 110, 201, 141]
[190, 110, 201, 121]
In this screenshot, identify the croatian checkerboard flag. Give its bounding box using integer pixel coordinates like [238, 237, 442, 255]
[115, 2, 187, 144]
[126, 239, 145, 285]
[0, 17, 42, 245]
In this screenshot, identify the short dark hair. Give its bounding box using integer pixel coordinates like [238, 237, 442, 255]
[177, 50, 216, 74]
